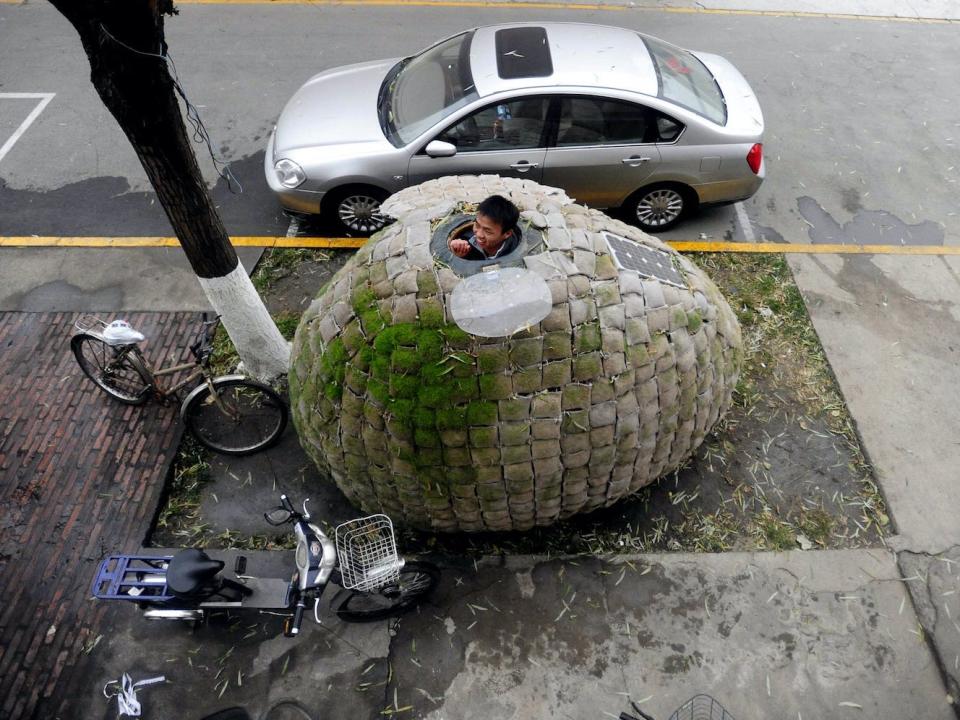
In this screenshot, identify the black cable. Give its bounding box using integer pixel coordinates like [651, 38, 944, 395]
[98, 23, 243, 194]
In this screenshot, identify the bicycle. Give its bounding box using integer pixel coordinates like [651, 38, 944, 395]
[620, 694, 735, 720]
[71, 313, 288, 456]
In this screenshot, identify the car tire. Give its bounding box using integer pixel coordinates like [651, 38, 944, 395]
[325, 186, 391, 236]
[623, 184, 695, 233]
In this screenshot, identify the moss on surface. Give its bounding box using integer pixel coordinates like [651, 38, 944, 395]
[289, 188, 745, 532]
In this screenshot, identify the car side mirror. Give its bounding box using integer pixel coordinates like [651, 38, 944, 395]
[425, 140, 457, 158]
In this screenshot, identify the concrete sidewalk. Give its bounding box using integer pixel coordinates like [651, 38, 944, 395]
[76, 547, 953, 720]
[60, 421, 953, 720]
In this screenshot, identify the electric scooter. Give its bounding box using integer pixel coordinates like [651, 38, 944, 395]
[92, 494, 439, 635]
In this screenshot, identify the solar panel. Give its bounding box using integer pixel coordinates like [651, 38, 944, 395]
[604, 232, 686, 288]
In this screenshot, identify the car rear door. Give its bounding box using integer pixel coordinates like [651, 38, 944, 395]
[407, 97, 548, 185]
[541, 96, 661, 208]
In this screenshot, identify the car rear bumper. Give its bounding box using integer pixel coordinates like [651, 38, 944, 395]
[264, 130, 325, 215]
[694, 168, 764, 205]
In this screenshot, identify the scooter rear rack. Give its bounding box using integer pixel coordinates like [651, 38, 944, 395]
[92, 554, 175, 601]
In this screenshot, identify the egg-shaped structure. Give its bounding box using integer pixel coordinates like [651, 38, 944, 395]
[289, 176, 742, 532]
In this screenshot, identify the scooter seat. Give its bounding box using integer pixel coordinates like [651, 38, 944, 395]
[167, 548, 224, 598]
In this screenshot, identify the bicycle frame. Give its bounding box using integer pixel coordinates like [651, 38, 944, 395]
[122, 344, 222, 406]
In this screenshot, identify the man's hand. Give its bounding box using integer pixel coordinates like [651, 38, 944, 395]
[450, 238, 471, 258]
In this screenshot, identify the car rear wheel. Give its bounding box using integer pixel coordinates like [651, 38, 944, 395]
[326, 186, 390, 236]
[624, 184, 694, 233]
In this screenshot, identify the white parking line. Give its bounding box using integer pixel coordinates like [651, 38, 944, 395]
[734, 201, 756, 242]
[0, 93, 55, 166]
[285, 216, 301, 238]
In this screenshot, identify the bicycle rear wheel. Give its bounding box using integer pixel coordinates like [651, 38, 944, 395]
[334, 561, 439, 622]
[71, 334, 151, 405]
[182, 378, 287, 455]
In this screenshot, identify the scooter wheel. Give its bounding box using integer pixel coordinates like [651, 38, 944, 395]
[333, 561, 439, 622]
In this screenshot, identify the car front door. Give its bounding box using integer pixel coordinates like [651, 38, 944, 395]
[541, 96, 662, 208]
[407, 97, 549, 186]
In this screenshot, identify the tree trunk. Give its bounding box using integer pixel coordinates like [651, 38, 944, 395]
[48, 0, 289, 380]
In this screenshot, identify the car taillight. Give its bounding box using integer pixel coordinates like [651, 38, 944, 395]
[746, 143, 763, 174]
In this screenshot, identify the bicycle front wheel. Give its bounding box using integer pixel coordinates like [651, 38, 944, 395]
[71, 334, 151, 405]
[182, 378, 288, 455]
[334, 561, 439, 623]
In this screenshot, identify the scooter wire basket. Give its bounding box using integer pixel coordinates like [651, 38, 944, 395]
[667, 695, 735, 720]
[335, 514, 401, 592]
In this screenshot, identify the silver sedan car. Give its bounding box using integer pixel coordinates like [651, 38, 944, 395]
[265, 22, 764, 234]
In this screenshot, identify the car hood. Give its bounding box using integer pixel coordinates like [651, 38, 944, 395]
[273, 59, 398, 153]
[693, 52, 764, 138]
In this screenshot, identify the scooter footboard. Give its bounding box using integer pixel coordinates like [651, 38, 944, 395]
[92, 554, 175, 601]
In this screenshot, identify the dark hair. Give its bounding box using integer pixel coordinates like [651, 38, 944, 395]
[477, 195, 519, 234]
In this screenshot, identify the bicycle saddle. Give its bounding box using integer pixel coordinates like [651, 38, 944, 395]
[167, 548, 224, 598]
[102, 319, 146, 346]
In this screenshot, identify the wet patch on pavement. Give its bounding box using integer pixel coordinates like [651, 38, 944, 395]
[0, 151, 288, 237]
[798, 195, 944, 246]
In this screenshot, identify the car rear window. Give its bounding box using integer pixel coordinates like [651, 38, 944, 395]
[642, 35, 727, 126]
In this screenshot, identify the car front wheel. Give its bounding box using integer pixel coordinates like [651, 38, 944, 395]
[624, 184, 693, 233]
[326, 186, 390, 236]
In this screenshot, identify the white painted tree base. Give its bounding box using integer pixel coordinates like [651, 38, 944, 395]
[198, 263, 289, 381]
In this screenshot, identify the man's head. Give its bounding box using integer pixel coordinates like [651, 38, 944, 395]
[473, 195, 520, 256]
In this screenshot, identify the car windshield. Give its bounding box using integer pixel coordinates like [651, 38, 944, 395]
[380, 31, 478, 146]
[642, 35, 727, 126]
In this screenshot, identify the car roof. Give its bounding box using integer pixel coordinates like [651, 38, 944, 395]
[469, 23, 659, 98]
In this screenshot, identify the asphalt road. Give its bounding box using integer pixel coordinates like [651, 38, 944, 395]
[1, 4, 958, 245]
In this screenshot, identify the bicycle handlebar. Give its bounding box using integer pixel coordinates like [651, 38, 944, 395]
[190, 314, 221, 363]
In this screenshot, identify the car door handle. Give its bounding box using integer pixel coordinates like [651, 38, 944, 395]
[509, 161, 539, 171]
[622, 156, 652, 166]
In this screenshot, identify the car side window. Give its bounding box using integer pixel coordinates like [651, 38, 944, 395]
[556, 98, 684, 146]
[654, 112, 684, 142]
[437, 98, 549, 152]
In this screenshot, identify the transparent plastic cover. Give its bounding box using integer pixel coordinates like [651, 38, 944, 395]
[450, 267, 552, 338]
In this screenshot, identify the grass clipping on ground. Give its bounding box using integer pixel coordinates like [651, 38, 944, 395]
[157, 249, 888, 555]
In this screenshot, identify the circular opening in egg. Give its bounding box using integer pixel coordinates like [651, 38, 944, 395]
[431, 213, 541, 278]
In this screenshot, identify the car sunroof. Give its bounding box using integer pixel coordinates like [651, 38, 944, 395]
[494, 27, 553, 79]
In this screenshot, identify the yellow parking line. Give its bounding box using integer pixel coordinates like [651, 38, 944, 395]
[666, 241, 960, 255]
[0, 235, 369, 249]
[3, 236, 959, 254]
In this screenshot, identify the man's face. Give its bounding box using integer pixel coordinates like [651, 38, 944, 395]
[473, 212, 512, 254]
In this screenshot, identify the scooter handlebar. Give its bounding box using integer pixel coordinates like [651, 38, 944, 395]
[284, 599, 306, 637]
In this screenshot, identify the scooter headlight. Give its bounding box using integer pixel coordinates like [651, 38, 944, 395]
[296, 537, 308, 570]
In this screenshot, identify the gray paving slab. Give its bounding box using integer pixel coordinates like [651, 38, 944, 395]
[77, 549, 953, 720]
[0, 247, 264, 312]
[900, 546, 960, 708]
[789, 254, 960, 552]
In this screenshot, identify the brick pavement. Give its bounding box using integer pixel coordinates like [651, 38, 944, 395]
[0, 311, 199, 719]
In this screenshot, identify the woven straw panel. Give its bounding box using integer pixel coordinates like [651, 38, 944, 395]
[290, 176, 742, 532]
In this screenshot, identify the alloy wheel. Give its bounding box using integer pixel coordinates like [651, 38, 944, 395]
[635, 187, 685, 229]
[338, 194, 389, 234]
